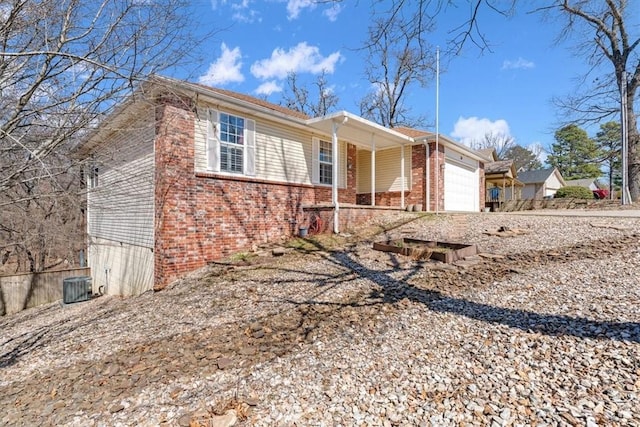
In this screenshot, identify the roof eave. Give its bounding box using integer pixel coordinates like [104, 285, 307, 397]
[416, 134, 485, 161]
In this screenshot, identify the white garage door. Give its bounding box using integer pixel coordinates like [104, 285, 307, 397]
[444, 159, 479, 212]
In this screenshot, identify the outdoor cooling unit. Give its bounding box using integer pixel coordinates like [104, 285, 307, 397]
[63, 276, 93, 304]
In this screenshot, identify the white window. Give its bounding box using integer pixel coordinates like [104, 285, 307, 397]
[207, 109, 255, 176]
[88, 163, 99, 188]
[319, 140, 332, 185]
[312, 137, 338, 186]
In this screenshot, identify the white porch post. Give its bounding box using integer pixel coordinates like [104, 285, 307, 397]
[371, 135, 376, 206]
[400, 144, 405, 209]
[332, 121, 340, 234]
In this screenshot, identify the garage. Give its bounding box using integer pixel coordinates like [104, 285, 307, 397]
[443, 148, 479, 212]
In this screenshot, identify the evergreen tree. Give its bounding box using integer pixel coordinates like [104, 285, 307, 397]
[503, 145, 542, 171]
[546, 124, 602, 180]
[595, 122, 622, 197]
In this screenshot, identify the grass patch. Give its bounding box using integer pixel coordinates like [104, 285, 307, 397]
[227, 252, 256, 263]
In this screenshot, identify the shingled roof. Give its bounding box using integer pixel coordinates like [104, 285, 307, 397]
[196, 84, 311, 120]
[516, 168, 557, 184]
[485, 160, 514, 174]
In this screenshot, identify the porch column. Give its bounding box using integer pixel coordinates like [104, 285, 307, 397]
[400, 144, 405, 209]
[371, 135, 376, 206]
[511, 181, 515, 200]
[332, 121, 340, 233]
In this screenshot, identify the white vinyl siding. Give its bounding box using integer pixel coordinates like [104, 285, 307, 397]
[87, 109, 155, 249]
[195, 105, 346, 188]
[86, 107, 155, 295]
[89, 237, 154, 296]
[356, 146, 411, 193]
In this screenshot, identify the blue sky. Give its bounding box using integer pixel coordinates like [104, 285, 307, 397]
[181, 1, 601, 160]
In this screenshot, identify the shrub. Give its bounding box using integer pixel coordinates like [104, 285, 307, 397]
[554, 186, 595, 199]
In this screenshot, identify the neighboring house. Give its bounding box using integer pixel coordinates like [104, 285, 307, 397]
[565, 178, 602, 191]
[77, 76, 485, 295]
[517, 168, 566, 199]
[482, 150, 523, 204]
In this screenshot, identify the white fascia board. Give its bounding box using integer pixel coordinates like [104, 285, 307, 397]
[306, 111, 413, 148]
[416, 133, 486, 162]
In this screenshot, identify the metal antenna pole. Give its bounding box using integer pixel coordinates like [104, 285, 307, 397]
[621, 71, 631, 204]
[435, 47, 440, 214]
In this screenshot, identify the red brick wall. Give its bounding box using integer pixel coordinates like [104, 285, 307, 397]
[410, 145, 427, 210]
[428, 142, 445, 212]
[154, 98, 358, 289]
[479, 162, 486, 209]
[303, 206, 404, 235]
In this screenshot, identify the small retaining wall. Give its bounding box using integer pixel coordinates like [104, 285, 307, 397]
[0, 267, 91, 316]
[500, 199, 624, 212]
[302, 204, 412, 234]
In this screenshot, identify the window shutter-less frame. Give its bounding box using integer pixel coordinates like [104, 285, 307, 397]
[207, 109, 220, 172]
[311, 137, 320, 184]
[244, 119, 256, 176]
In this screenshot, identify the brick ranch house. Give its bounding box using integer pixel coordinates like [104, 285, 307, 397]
[77, 76, 486, 296]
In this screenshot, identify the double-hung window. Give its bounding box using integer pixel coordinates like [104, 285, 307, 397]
[312, 137, 341, 186]
[219, 113, 244, 173]
[88, 163, 99, 189]
[207, 109, 255, 176]
[318, 140, 332, 185]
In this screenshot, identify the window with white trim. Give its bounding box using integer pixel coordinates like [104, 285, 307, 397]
[219, 112, 244, 173]
[207, 109, 255, 176]
[88, 163, 99, 188]
[318, 140, 332, 185]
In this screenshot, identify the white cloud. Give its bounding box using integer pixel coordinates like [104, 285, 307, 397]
[198, 43, 244, 86]
[231, 0, 261, 23]
[250, 42, 342, 80]
[323, 3, 342, 21]
[451, 117, 511, 145]
[502, 57, 535, 70]
[286, 0, 315, 20]
[255, 80, 283, 96]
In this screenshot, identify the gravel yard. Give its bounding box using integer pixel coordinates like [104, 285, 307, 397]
[1, 212, 639, 426]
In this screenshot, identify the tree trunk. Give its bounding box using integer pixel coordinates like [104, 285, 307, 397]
[627, 107, 640, 202]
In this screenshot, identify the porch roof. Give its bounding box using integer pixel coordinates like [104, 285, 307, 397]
[305, 111, 413, 150]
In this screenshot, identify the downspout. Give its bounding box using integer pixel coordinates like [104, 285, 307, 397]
[332, 117, 347, 234]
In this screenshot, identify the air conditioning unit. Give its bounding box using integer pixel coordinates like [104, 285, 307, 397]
[63, 276, 93, 304]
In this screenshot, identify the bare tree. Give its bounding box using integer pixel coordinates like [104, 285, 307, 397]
[470, 132, 516, 159]
[545, 1, 640, 199]
[0, 148, 84, 273]
[0, 0, 207, 273]
[281, 71, 340, 116]
[362, 1, 517, 57]
[0, 0, 204, 195]
[359, 10, 435, 128]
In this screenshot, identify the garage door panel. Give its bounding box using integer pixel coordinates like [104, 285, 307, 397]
[444, 160, 478, 212]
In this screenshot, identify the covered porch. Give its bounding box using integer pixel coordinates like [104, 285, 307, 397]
[306, 112, 418, 232]
[485, 159, 523, 210]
